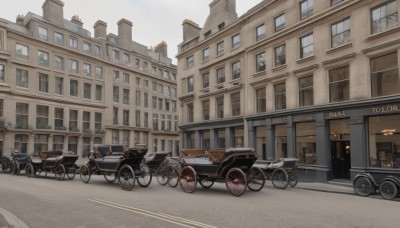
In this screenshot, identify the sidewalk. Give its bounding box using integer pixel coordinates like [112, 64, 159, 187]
[0, 208, 28, 228]
[295, 181, 355, 195]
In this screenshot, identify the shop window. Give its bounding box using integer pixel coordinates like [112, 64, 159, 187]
[256, 126, 267, 159]
[233, 128, 244, 147]
[296, 122, 316, 165]
[186, 132, 195, 149]
[217, 129, 225, 148]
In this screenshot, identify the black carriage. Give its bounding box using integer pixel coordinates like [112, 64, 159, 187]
[176, 148, 266, 197]
[24, 151, 79, 181]
[1, 151, 30, 175]
[143, 151, 179, 186]
[79, 144, 152, 191]
[253, 158, 299, 189]
[353, 172, 400, 200]
[1, 156, 11, 173]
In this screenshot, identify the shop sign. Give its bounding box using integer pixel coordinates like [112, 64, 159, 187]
[372, 104, 399, 114]
[272, 117, 287, 124]
[327, 111, 346, 118]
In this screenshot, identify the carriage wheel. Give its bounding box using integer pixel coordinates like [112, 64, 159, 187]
[247, 167, 265, 192]
[179, 166, 197, 193]
[137, 163, 152, 187]
[353, 176, 373, 197]
[35, 169, 42, 176]
[156, 162, 169, 186]
[66, 167, 76, 180]
[54, 164, 66, 181]
[118, 164, 135, 191]
[167, 166, 179, 188]
[25, 163, 34, 178]
[2, 158, 10, 173]
[199, 178, 215, 189]
[379, 180, 398, 200]
[9, 161, 16, 175]
[288, 173, 299, 188]
[80, 165, 91, 183]
[271, 168, 289, 189]
[226, 168, 247, 197]
[104, 172, 117, 183]
[14, 161, 21, 175]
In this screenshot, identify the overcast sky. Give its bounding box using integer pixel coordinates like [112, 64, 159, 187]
[2, 0, 263, 63]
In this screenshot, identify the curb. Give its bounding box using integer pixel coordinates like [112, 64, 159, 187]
[296, 186, 355, 196]
[0, 208, 29, 228]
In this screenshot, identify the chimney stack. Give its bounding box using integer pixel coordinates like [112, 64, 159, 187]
[16, 14, 24, 26]
[182, 19, 201, 42]
[117, 18, 133, 50]
[94, 20, 107, 39]
[154, 41, 168, 57]
[71, 15, 83, 27]
[42, 0, 64, 25]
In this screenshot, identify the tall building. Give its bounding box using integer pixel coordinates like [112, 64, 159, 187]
[0, 0, 179, 157]
[177, 0, 400, 181]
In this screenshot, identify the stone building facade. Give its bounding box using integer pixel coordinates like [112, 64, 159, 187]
[0, 0, 179, 157]
[177, 0, 400, 181]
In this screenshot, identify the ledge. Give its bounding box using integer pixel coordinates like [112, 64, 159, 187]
[326, 42, 353, 55]
[252, 70, 267, 78]
[272, 64, 287, 72]
[365, 26, 400, 41]
[296, 55, 315, 64]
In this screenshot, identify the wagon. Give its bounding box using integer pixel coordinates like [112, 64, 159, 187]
[142, 151, 180, 186]
[79, 144, 152, 191]
[253, 158, 299, 189]
[24, 151, 79, 181]
[176, 147, 265, 197]
[9, 151, 31, 175]
[353, 172, 400, 200]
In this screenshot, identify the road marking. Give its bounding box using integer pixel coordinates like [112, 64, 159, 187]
[89, 198, 218, 228]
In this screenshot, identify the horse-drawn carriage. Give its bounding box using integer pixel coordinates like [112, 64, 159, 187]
[79, 144, 152, 191]
[353, 172, 400, 200]
[1, 151, 30, 175]
[253, 158, 299, 189]
[24, 151, 79, 181]
[176, 147, 266, 197]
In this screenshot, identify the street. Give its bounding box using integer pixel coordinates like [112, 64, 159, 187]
[0, 173, 399, 228]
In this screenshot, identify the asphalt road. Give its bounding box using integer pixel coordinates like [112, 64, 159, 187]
[0, 173, 399, 228]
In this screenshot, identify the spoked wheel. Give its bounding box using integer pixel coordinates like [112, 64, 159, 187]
[25, 163, 34, 178]
[54, 164, 66, 181]
[271, 168, 289, 189]
[14, 161, 21, 175]
[353, 176, 373, 197]
[179, 166, 197, 193]
[35, 169, 42, 176]
[247, 167, 265, 192]
[379, 180, 398, 200]
[137, 163, 152, 187]
[2, 158, 10, 173]
[156, 162, 169, 185]
[288, 173, 298, 188]
[80, 165, 91, 183]
[9, 161, 16, 175]
[104, 172, 117, 183]
[199, 178, 215, 189]
[66, 167, 76, 180]
[226, 168, 247, 197]
[167, 166, 179, 188]
[118, 164, 135, 191]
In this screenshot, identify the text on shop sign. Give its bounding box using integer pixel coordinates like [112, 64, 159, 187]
[372, 105, 399, 114]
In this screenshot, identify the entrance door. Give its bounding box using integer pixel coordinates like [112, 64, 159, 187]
[331, 141, 351, 179]
[0, 141, 2, 157]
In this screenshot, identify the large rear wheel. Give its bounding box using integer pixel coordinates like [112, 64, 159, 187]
[137, 163, 152, 187]
[226, 168, 247, 197]
[247, 167, 265, 191]
[379, 180, 398, 200]
[167, 166, 179, 188]
[271, 168, 289, 189]
[25, 163, 34, 178]
[80, 165, 91, 183]
[54, 164, 66, 181]
[179, 166, 197, 193]
[353, 176, 373, 197]
[118, 164, 135, 191]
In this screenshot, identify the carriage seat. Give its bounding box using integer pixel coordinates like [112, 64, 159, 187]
[39, 151, 63, 160]
[180, 149, 205, 158]
[208, 149, 226, 164]
[220, 148, 255, 162]
[144, 151, 169, 163]
[183, 157, 211, 165]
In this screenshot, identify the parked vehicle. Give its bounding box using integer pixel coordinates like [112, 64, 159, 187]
[353, 172, 400, 200]
[253, 158, 299, 189]
[79, 144, 152, 191]
[24, 151, 78, 181]
[1, 156, 11, 173]
[9, 151, 31, 175]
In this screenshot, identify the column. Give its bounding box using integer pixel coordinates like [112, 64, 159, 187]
[194, 130, 201, 148]
[28, 134, 35, 155]
[266, 119, 274, 160]
[247, 121, 254, 149]
[48, 134, 54, 151]
[286, 115, 295, 158]
[350, 116, 367, 174]
[225, 127, 232, 148]
[210, 128, 216, 149]
[315, 113, 329, 182]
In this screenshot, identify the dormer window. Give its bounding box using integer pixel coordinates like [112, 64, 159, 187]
[204, 30, 211, 39]
[218, 22, 225, 31]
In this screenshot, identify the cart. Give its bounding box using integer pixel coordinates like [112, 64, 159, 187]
[353, 172, 400, 200]
[253, 158, 299, 189]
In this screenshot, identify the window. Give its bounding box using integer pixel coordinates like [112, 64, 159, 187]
[275, 14, 285, 32]
[96, 66, 103, 79]
[34, 135, 48, 155]
[83, 111, 90, 132]
[38, 73, 49, 93]
[135, 77, 141, 90]
[82, 137, 90, 157]
[203, 48, 210, 62]
[94, 45, 101, 56]
[112, 50, 119, 60]
[256, 88, 266, 113]
[83, 63, 91, 77]
[123, 89, 129, 105]
[232, 61, 240, 80]
[144, 93, 148, 108]
[113, 86, 119, 103]
[54, 108, 64, 130]
[143, 61, 148, 72]
[300, 0, 314, 20]
[136, 110, 141, 127]
[332, 18, 351, 48]
[0, 30, 3, 50]
[275, 45, 286, 67]
[300, 33, 314, 59]
[158, 98, 163, 110]
[275, 125, 287, 159]
[153, 113, 159, 131]
[36, 105, 49, 129]
[144, 112, 149, 128]
[69, 110, 78, 131]
[123, 53, 130, 65]
[69, 37, 78, 50]
[216, 96, 224, 119]
[38, 26, 48, 40]
[187, 103, 194, 123]
[123, 110, 129, 126]
[202, 73, 209, 89]
[68, 136, 78, 154]
[15, 135, 28, 154]
[274, 83, 286, 110]
[70, 79, 78, 97]
[135, 58, 140, 68]
[231, 93, 241, 116]
[113, 71, 119, 81]
[172, 101, 177, 112]
[203, 100, 210, 120]
[152, 96, 157, 109]
[69, 60, 78, 74]
[217, 41, 224, 55]
[113, 107, 119, 125]
[53, 136, 64, 151]
[95, 113, 102, 133]
[217, 129, 225, 148]
[186, 55, 194, 68]
[233, 128, 244, 147]
[143, 80, 148, 90]
[371, 1, 398, 34]
[296, 122, 316, 165]
[38, 51, 49, 67]
[256, 52, 266, 72]
[16, 103, 29, 129]
[16, 69, 28, 87]
[136, 90, 141, 106]
[54, 55, 64, 70]
[54, 32, 64, 45]
[112, 130, 119, 144]
[217, 67, 225, 84]
[54, 77, 63, 95]
[83, 42, 91, 54]
[331, 0, 342, 6]
[232, 34, 240, 49]
[95, 85, 102, 101]
[122, 131, 129, 146]
[185, 76, 193, 93]
[371, 52, 399, 97]
[329, 66, 350, 102]
[16, 44, 29, 60]
[164, 85, 170, 97]
[83, 83, 91, 99]
[299, 76, 314, 107]
[256, 24, 266, 41]
[0, 65, 3, 82]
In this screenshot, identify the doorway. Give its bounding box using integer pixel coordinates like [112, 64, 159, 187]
[331, 141, 351, 179]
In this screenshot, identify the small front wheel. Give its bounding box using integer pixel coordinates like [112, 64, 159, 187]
[379, 180, 398, 200]
[156, 161, 169, 185]
[179, 166, 197, 193]
[271, 168, 289, 189]
[104, 172, 117, 183]
[54, 164, 66, 181]
[80, 165, 91, 183]
[66, 167, 76, 180]
[353, 176, 373, 197]
[167, 166, 179, 188]
[137, 163, 152, 187]
[247, 167, 265, 191]
[199, 178, 215, 189]
[25, 163, 34, 178]
[118, 164, 135, 191]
